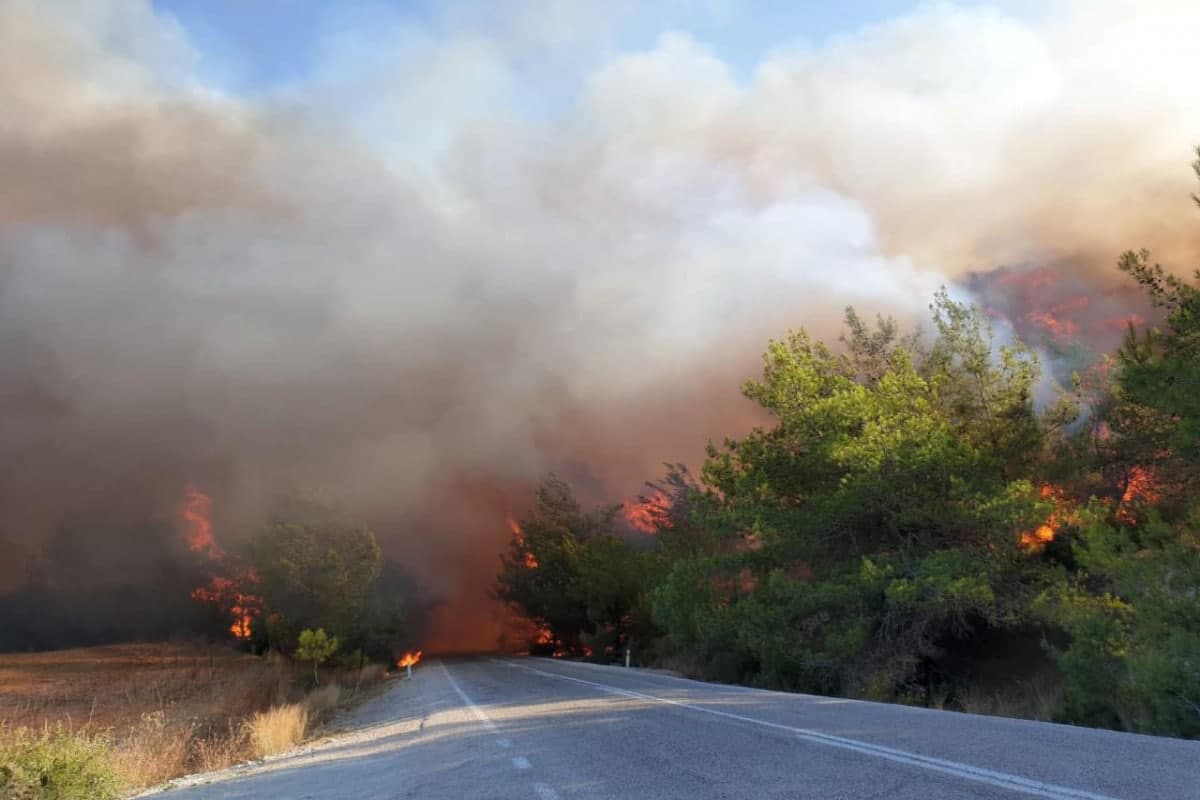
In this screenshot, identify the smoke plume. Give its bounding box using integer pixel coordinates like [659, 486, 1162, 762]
[2, 0, 1198, 650]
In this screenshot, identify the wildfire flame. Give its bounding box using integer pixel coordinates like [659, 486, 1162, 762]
[624, 491, 671, 533]
[1020, 484, 1066, 552]
[181, 483, 220, 556]
[180, 484, 261, 640]
[397, 650, 422, 668]
[1117, 465, 1160, 524]
[508, 514, 538, 568]
[1026, 311, 1080, 339]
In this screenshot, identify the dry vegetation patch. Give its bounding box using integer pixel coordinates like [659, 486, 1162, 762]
[0, 642, 387, 796]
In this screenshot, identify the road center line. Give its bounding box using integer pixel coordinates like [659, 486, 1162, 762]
[441, 661, 562, 800]
[495, 659, 1116, 800]
[439, 660, 498, 732]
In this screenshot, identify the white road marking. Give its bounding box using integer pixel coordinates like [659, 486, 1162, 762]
[439, 660, 498, 732]
[442, 660, 562, 800]
[496, 659, 1118, 800]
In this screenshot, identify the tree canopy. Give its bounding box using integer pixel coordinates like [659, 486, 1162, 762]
[497, 150, 1200, 737]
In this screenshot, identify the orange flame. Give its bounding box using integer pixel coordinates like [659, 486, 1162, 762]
[190, 575, 260, 640]
[508, 514, 538, 568]
[624, 491, 671, 533]
[396, 650, 422, 668]
[1020, 484, 1066, 552]
[1026, 311, 1080, 339]
[181, 484, 220, 556]
[181, 484, 260, 640]
[1117, 466, 1160, 524]
[1020, 524, 1057, 549]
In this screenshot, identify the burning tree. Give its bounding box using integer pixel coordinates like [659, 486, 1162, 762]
[1038, 166, 1200, 737]
[652, 293, 1076, 697]
[179, 484, 262, 641]
[496, 477, 656, 658]
[241, 494, 425, 666]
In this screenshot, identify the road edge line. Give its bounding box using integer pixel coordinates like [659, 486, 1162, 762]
[494, 658, 1117, 800]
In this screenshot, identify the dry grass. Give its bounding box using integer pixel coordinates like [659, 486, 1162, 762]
[247, 704, 308, 758]
[0, 642, 387, 793]
[0, 642, 288, 732]
[302, 684, 342, 720]
[354, 663, 386, 686]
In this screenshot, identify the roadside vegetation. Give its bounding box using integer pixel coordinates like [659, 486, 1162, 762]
[0, 643, 392, 799]
[497, 151, 1200, 740]
[1, 488, 425, 799]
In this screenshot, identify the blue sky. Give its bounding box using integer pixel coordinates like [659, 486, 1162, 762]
[152, 0, 928, 91]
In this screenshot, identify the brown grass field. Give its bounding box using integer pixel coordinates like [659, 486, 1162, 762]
[0, 642, 387, 792]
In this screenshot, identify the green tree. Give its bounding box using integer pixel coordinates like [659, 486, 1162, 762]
[296, 628, 339, 685]
[350, 560, 425, 665]
[659, 295, 1064, 697]
[497, 476, 651, 656]
[1118, 249, 1200, 465]
[246, 495, 382, 649]
[575, 534, 658, 658]
[1043, 151, 1200, 737]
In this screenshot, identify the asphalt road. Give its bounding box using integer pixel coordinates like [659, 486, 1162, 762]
[146, 656, 1200, 800]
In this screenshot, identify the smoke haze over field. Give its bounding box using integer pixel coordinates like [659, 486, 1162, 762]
[2, 0, 1198, 649]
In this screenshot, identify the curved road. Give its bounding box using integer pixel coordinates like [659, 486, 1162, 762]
[146, 657, 1200, 799]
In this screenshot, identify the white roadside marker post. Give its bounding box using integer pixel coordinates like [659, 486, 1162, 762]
[407, 663, 413, 679]
[625, 648, 631, 668]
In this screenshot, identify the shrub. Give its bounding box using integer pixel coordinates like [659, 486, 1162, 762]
[0, 725, 120, 800]
[247, 705, 307, 758]
[302, 685, 342, 720]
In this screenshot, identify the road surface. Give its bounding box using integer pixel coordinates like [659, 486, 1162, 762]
[145, 656, 1200, 799]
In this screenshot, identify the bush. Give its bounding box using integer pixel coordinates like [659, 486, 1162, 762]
[247, 705, 307, 758]
[0, 725, 120, 800]
[302, 685, 342, 721]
